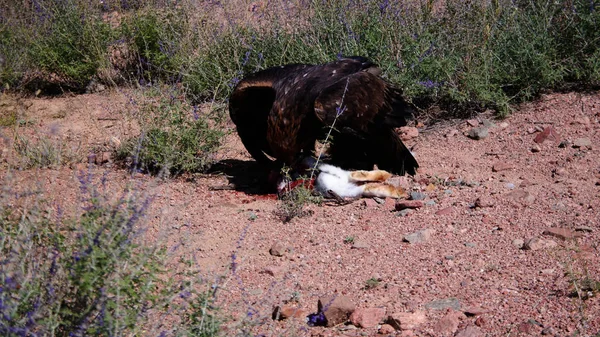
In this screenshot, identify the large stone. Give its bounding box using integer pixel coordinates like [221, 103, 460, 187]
[467, 127, 489, 140]
[534, 126, 559, 143]
[318, 295, 356, 327]
[386, 311, 427, 330]
[433, 310, 464, 335]
[349, 307, 386, 328]
[395, 200, 424, 210]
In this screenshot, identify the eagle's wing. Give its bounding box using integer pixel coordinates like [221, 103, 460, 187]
[313, 71, 419, 175]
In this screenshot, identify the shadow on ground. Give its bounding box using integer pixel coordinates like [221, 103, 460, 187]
[207, 159, 274, 195]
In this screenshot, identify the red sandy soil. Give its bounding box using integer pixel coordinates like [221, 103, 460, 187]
[1, 89, 599, 336]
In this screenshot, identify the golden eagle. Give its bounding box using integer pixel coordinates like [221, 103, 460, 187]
[228, 56, 419, 178]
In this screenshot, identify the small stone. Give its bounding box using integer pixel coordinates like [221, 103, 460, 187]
[542, 227, 574, 240]
[396, 209, 413, 217]
[425, 297, 461, 311]
[349, 307, 386, 328]
[541, 327, 555, 335]
[395, 200, 423, 210]
[445, 129, 459, 138]
[573, 137, 592, 148]
[456, 325, 483, 337]
[505, 182, 515, 189]
[499, 122, 509, 129]
[463, 307, 489, 316]
[272, 304, 307, 320]
[379, 324, 395, 334]
[433, 310, 464, 335]
[464, 242, 477, 248]
[435, 207, 453, 215]
[558, 140, 570, 148]
[518, 322, 533, 333]
[492, 161, 514, 172]
[574, 226, 593, 233]
[318, 295, 356, 327]
[466, 119, 479, 127]
[362, 198, 379, 208]
[522, 237, 558, 251]
[519, 178, 532, 187]
[410, 191, 426, 200]
[475, 316, 486, 327]
[531, 144, 541, 153]
[534, 126, 559, 143]
[261, 265, 285, 277]
[512, 239, 525, 249]
[386, 311, 427, 330]
[351, 240, 370, 249]
[467, 127, 489, 140]
[403, 229, 434, 244]
[475, 196, 494, 208]
[269, 242, 286, 257]
[506, 189, 535, 205]
[482, 119, 495, 128]
[398, 126, 419, 141]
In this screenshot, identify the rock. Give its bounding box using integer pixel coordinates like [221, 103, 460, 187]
[397, 209, 413, 217]
[435, 207, 453, 215]
[379, 324, 395, 334]
[519, 178, 532, 187]
[386, 311, 427, 330]
[466, 119, 479, 127]
[455, 325, 483, 337]
[574, 226, 593, 233]
[464, 242, 477, 248]
[349, 307, 386, 328]
[395, 200, 423, 210]
[499, 122, 509, 129]
[463, 307, 489, 316]
[482, 119, 495, 128]
[409, 191, 426, 200]
[531, 144, 541, 153]
[399, 126, 419, 141]
[362, 198, 379, 208]
[475, 316, 486, 327]
[445, 129, 459, 138]
[534, 126, 559, 143]
[467, 127, 488, 140]
[492, 161, 514, 172]
[433, 310, 464, 335]
[542, 227, 574, 240]
[512, 239, 525, 249]
[506, 190, 535, 205]
[351, 240, 370, 249]
[517, 322, 534, 334]
[318, 295, 355, 327]
[522, 237, 558, 251]
[269, 242, 286, 257]
[475, 196, 494, 208]
[573, 137, 592, 149]
[425, 297, 461, 311]
[272, 304, 307, 320]
[261, 265, 286, 277]
[403, 229, 434, 244]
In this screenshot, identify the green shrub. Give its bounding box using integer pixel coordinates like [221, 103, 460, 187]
[117, 88, 225, 175]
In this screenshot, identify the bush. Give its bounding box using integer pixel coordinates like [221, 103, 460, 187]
[116, 87, 226, 175]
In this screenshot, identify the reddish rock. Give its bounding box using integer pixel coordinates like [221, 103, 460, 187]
[466, 119, 479, 127]
[474, 316, 486, 327]
[435, 207, 453, 215]
[518, 321, 534, 333]
[379, 324, 395, 334]
[261, 265, 286, 277]
[506, 190, 535, 205]
[523, 237, 558, 251]
[475, 196, 495, 208]
[433, 310, 464, 335]
[362, 198, 379, 208]
[463, 306, 490, 316]
[318, 295, 355, 327]
[492, 161, 514, 172]
[534, 126, 559, 143]
[349, 307, 386, 328]
[399, 126, 419, 141]
[456, 325, 483, 337]
[272, 304, 307, 320]
[386, 311, 427, 330]
[269, 242, 286, 257]
[542, 227, 574, 240]
[395, 200, 423, 210]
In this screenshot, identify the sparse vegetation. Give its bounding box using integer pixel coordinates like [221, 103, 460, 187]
[364, 277, 380, 290]
[344, 236, 355, 244]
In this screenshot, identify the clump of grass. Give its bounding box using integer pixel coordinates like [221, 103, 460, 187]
[116, 86, 226, 176]
[12, 134, 79, 169]
[364, 277, 380, 290]
[275, 184, 321, 223]
[343, 236, 355, 244]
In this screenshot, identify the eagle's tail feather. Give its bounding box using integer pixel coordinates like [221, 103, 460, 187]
[374, 129, 418, 176]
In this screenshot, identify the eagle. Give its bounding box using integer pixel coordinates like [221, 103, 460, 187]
[228, 56, 419, 183]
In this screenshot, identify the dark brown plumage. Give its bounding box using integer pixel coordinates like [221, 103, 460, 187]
[228, 56, 419, 176]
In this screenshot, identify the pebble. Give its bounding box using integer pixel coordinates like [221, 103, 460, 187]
[403, 229, 434, 244]
[492, 161, 514, 172]
[395, 200, 424, 210]
[522, 237, 558, 250]
[445, 129, 459, 138]
[531, 144, 541, 152]
[351, 240, 371, 249]
[464, 242, 477, 248]
[349, 307, 386, 328]
[318, 295, 356, 327]
[466, 119, 479, 127]
[499, 122, 509, 129]
[573, 137, 592, 148]
[386, 311, 427, 330]
[425, 297, 461, 311]
[467, 127, 489, 140]
[475, 196, 495, 208]
[534, 126, 559, 143]
[512, 239, 525, 249]
[410, 191, 426, 200]
[379, 324, 395, 334]
[269, 242, 286, 257]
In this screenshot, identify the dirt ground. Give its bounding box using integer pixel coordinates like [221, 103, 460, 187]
[1, 89, 599, 337]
